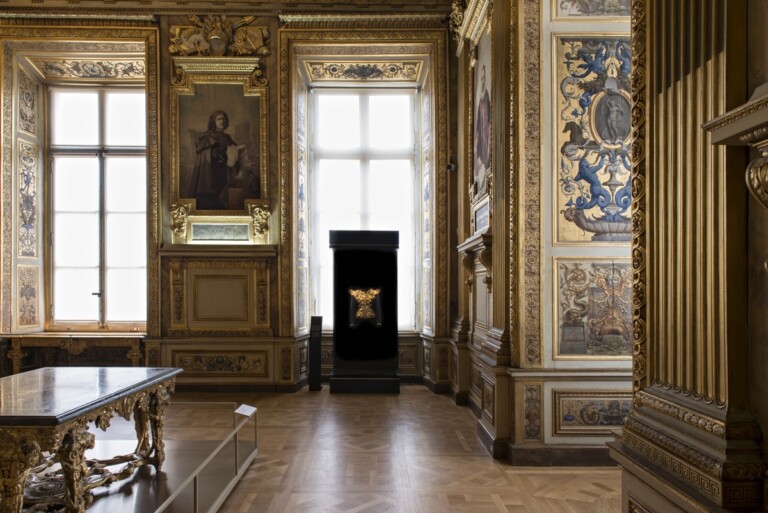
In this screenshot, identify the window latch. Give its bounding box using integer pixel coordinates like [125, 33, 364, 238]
[92, 292, 103, 298]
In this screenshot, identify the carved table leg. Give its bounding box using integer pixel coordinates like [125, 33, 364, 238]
[133, 395, 151, 459]
[148, 385, 172, 468]
[0, 431, 40, 513]
[56, 423, 94, 513]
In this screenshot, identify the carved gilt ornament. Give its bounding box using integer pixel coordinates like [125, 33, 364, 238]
[453, 0, 492, 57]
[248, 205, 270, 235]
[169, 15, 270, 58]
[27, 57, 145, 81]
[304, 61, 422, 82]
[170, 201, 192, 241]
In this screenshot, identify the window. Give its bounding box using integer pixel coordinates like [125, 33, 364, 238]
[48, 87, 147, 328]
[310, 89, 418, 330]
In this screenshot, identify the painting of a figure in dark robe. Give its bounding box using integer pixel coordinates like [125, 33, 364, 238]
[473, 30, 492, 196]
[177, 82, 266, 212]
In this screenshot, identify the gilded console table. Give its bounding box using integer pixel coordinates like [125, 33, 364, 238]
[0, 367, 182, 513]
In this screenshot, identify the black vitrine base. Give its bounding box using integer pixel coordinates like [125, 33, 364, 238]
[329, 230, 399, 394]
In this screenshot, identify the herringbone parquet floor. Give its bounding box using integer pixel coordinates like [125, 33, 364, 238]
[170, 385, 622, 513]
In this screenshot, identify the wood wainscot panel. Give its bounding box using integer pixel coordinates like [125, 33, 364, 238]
[164, 254, 274, 337]
[7, 335, 143, 374]
[171, 348, 269, 378]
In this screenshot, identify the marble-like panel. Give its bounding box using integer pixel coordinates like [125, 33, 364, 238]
[190, 223, 249, 241]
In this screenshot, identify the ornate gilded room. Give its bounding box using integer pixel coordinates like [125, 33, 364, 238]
[0, 0, 766, 512]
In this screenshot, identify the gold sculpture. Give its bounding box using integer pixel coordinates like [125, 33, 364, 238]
[349, 288, 380, 319]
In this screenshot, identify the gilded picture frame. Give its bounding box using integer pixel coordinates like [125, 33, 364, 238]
[471, 28, 492, 207]
[552, 256, 632, 360]
[551, 0, 631, 21]
[455, 0, 493, 234]
[170, 58, 268, 217]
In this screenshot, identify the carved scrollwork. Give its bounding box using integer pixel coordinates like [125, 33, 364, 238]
[305, 61, 422, 82]
[746, 155, 768, 211]
[170, 201, 192, 241]
[478, 245, 492, 289]
[248, 205, 270, 235]
[461, 251, 475, 289]
[169, 15, 270, 58]
[2, 377, 178, 512]
[449, 0, 467, 42]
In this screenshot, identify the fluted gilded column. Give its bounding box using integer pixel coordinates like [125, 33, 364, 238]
[609, 0, 765, 511]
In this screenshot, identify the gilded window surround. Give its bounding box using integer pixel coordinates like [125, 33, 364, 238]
[0, 25, 160, 337]
[279, 25, 450, 339]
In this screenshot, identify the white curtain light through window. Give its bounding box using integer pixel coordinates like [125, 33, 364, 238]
[50, 88, 147, 326]
[310, 89, 418, 330]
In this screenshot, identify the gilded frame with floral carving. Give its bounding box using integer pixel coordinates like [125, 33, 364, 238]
[170, 58, 268, 219]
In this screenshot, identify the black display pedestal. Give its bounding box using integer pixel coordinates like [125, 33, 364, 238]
[308, 316, 323, 391]
[329, 230, 399, 394]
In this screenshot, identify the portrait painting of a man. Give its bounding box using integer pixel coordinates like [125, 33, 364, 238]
[473, 30, 492, 195]
[178, 83, 265, 211]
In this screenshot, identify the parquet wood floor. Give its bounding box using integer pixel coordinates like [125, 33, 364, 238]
[170, 385, 621, 513]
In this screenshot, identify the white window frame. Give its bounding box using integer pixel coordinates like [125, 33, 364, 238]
[46, 85, 147, 331]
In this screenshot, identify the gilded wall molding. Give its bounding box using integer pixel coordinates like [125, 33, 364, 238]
[27, 58, 144, 80]
[703, 94, 768, 133]
[171, 56, 266, 87]
[0, 1, 451, 15]
[279, 13, 447, 29]
[706, 101, 768, 211]
[625, 416, 765, 481]
[521, 0, 541, 366]
[629, 0, 647, 393]
[635, 390, 728, 438]
[303, 61, 423, 82]
[455, 0, 492, 57]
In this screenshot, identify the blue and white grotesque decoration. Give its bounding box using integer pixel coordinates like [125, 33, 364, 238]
[558, 38, 631, 242]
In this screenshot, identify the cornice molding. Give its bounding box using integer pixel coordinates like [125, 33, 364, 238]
[279, 13, 447, 29]
[0, 1, 451, 15]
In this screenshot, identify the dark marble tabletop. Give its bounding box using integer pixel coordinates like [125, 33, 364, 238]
[0, 367, 182, 426]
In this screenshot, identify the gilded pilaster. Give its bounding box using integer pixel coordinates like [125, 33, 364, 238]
[611, 0, 764, 509]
